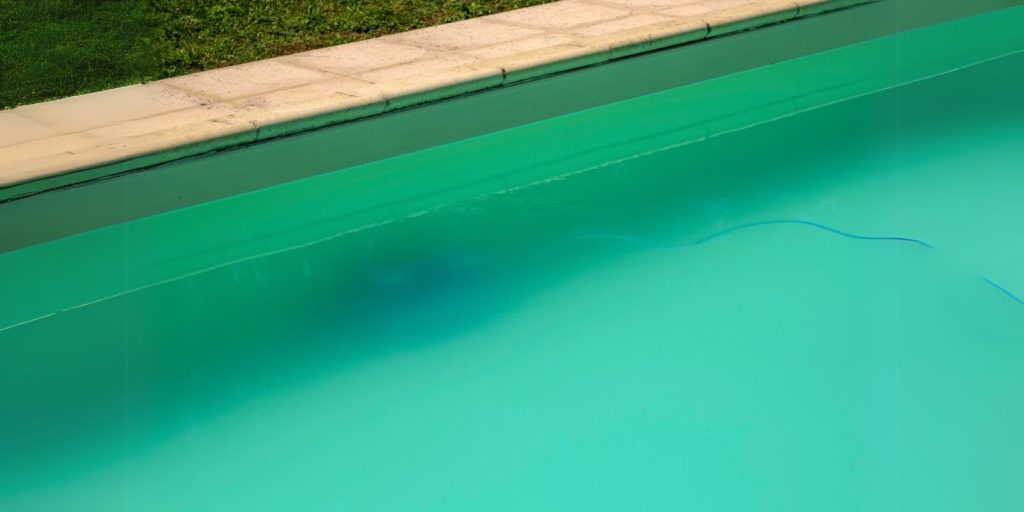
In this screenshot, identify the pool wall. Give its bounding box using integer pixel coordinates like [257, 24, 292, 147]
[0, 0, 1019, 252]
[2, 4, 1022, 333]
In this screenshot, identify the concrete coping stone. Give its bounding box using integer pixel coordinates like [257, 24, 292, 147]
[0, 0, 877, 199]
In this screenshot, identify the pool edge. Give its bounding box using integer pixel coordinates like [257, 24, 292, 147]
[0, 0, 1019, 252]
[1, 0, 873, 200]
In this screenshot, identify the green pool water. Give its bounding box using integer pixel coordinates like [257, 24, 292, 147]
[2, 7, 1024, 511]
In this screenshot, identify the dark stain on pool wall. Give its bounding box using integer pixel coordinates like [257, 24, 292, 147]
[352, 248, 494, 335]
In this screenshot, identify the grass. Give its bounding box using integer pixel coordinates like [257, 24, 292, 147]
[0, 0, 162, 109]
[0, 0, 554, 109]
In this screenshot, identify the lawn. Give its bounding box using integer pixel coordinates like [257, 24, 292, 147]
[0, 0, 554, 109]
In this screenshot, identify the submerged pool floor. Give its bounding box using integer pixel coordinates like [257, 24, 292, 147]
[2, 8, 1024, 511]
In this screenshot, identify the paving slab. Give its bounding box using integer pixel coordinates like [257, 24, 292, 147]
[279, 39, 433, 76]
[0, 0, 885, 197]
[230, 77, 387, 136]
[573, 14, 679, 36]
[164, 60, 335, 100]
[11, 84, 207, 134]
[463, 34, 581, 59]
[702, 1, 801, 36]
[387, 18, 544, 51]
[488, 1, 631, 29]
[0, 112, 60, 148]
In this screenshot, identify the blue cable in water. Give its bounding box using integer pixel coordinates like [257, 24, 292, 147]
[578, 219, 935, 250]
[980, 276, 1024, 305]
[580, 219, 1024, 306]
[688, 219, 935, 249]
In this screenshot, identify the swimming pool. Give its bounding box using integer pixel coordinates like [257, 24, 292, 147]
[2, 6, 1023, 511]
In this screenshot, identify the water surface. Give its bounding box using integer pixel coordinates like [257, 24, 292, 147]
[2, 8, 1023, 511]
